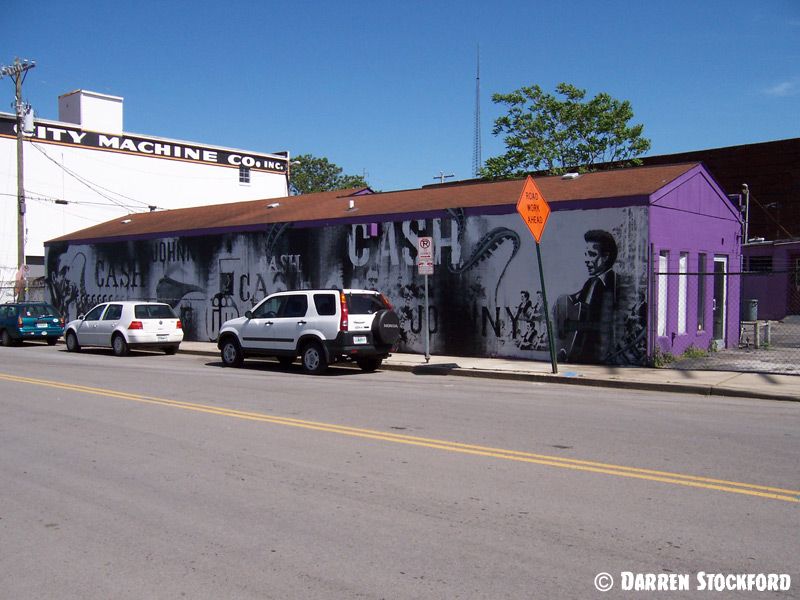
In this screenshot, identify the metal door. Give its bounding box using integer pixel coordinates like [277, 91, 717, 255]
[95, 303, 123, 347]
[76, 303, 108, 346]
[240, 294, 308, 352]
[269, 294, 309, 352]
[712, 256, 728, 346]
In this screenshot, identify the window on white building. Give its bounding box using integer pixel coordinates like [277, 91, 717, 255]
[239, 165, 251, 184]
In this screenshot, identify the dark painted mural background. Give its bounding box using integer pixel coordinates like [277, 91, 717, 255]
[46, 207, 649, 364]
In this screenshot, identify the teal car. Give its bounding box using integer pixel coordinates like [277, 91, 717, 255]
[0, 302, 65, 346]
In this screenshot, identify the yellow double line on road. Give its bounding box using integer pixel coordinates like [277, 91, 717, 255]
[2, 372, 798, 503]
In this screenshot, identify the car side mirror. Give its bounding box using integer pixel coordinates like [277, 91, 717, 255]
[78, 314, 85, 320]
[245, 310, 253, 319]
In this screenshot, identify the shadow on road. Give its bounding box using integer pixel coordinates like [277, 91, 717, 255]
[203, 359, 378, 377]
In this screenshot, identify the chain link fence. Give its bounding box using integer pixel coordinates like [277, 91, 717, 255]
[0, 280, 47, 304]
[651, 267, 800, 376]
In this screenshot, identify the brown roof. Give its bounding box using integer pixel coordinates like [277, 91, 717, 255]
[48, 162, 700, 244]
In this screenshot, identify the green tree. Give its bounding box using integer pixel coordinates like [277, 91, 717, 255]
[482, 83, 651, 178]
[289, 154, 369, 195]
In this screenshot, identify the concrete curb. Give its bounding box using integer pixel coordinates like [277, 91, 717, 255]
[400, 363, 799, 402]
[179, 347, 799, 403]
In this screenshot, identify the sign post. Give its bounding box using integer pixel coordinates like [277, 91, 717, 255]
[516, 176, 558, 374]
[417, 237, 434, 363]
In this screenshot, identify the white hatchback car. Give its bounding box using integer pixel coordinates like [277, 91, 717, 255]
[64, 301, 183, 356]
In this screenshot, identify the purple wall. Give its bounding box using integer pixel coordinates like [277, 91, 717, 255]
[648, 165, 743, 355]
[742, 240, 800, 320]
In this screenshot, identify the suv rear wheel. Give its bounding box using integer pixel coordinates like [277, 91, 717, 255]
[301, 341, 327, 375]
[357, 358, 382, 372]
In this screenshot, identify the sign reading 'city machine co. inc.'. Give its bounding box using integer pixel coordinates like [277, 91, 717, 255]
[515, 175, 550, 243]
[0, 114, 287, 173]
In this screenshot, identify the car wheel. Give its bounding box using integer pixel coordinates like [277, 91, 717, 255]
[277, 356, 295, 368]
[65, 331, 81, 352]
[46, 337, 58, 346]
[1, 330, 11, 347]
[357, 358, 382, 372]
[112, 334, 130, 357]
[164, 346, 178, 355]
[301, 341, 327, 375]
[220, 338, 244, 367]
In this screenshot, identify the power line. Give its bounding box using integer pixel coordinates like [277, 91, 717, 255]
[0, 191, 151, 210]
[30, 142, 163, 211]
[749, 191, 794, 239]
[433, 171, 454, 184]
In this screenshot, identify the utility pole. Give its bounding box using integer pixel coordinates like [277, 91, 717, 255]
[1, 58, 36, 300]
[286, 153, 301, 195]
[433, 171, 454, 184]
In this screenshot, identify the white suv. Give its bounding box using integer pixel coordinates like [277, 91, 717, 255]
[217, 289, 401, 374]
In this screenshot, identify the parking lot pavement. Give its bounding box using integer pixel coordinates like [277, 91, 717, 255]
[179, 342, 800, 403]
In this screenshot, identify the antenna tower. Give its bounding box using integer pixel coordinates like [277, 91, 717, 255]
[472, 45, 482, 178]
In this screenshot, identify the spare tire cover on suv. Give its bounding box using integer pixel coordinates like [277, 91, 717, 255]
[372, 309, 401, 345]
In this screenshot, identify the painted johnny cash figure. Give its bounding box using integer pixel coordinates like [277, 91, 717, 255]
[555, 230, 618, 363]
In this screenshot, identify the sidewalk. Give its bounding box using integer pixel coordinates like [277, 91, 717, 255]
[180, 341, 800, 403]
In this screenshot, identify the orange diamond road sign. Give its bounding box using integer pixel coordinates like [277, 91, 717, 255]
[516, 175, 550, 243]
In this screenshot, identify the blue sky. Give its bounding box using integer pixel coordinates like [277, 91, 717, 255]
[2, 0, 799, 192]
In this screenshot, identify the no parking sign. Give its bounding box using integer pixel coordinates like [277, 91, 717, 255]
[416, 236, 434, 361]
[417, 237, 434, 275]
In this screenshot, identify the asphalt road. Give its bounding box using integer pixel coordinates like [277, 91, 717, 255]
[0, 344, 797, 599]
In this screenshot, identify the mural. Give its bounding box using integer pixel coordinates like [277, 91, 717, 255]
[45, 207, 649, 364]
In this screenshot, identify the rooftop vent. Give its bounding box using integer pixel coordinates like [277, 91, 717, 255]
[58, 90, 124, 134]
[561, 172, 580, 180]
[267, 202, 280, 209]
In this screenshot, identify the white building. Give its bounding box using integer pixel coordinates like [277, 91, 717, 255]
[0, 90, 289, 300]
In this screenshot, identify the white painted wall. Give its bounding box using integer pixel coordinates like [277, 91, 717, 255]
[0, 112, 288, 299]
